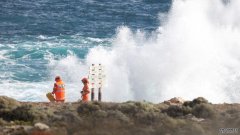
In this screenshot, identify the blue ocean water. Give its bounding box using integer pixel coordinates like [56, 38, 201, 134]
[0, 0, 171, 101]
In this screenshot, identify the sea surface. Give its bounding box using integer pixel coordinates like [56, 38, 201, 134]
[1, 0, 240, 103]
[0, 0, 171, 101]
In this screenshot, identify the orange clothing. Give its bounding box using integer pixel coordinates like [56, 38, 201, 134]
[82, 84, 90, 102]
[52, 80, 65, 102]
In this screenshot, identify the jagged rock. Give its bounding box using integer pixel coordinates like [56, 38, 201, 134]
[164, 97, 185, 105]
[34, 123, 49, 130]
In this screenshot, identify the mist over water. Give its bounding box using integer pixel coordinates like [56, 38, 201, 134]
[1, 0, 240, 103]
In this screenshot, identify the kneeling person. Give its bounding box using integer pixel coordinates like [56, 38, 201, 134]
[52, 76, 65, 103]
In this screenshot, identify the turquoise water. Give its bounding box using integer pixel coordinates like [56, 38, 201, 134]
[0, 0, 170, 82]
[0, 0, 171, 101]
[1, 0, 239, 103]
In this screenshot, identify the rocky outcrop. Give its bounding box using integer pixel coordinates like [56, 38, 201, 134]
[0, 96, 239, 135]
[164, 97, 185, 105]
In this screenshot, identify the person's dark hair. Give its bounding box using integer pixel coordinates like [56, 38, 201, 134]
[55, 76, 61, 81]
[82, 78, 89, 84]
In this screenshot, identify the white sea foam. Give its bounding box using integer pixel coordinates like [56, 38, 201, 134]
[2, 0, 240, 103]
[0, 78, 84, 102]
[0, 50, 8, 59]
[81, 0, 240, 103]
[37, 35, 47, 40]
[47, 55, 89, 101]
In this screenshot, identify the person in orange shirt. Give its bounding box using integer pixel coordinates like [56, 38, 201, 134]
[81, 78, 90, 102]
[52, 76, 65, 103]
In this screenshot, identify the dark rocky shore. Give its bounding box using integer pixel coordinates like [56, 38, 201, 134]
[0, 96, 239, 135]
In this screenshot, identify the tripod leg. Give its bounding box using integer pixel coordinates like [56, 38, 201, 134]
[98, 88, 102, 101]
[91, 88, 95, 101]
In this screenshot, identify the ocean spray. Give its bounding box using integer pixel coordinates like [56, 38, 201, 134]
[82, 0, 240, 103]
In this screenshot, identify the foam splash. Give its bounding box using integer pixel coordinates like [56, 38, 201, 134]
[0, 35, 109, 102]
[2, 0, 240, 103]
[0, 55, 88, 102]
[82, 0, 240, 103]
